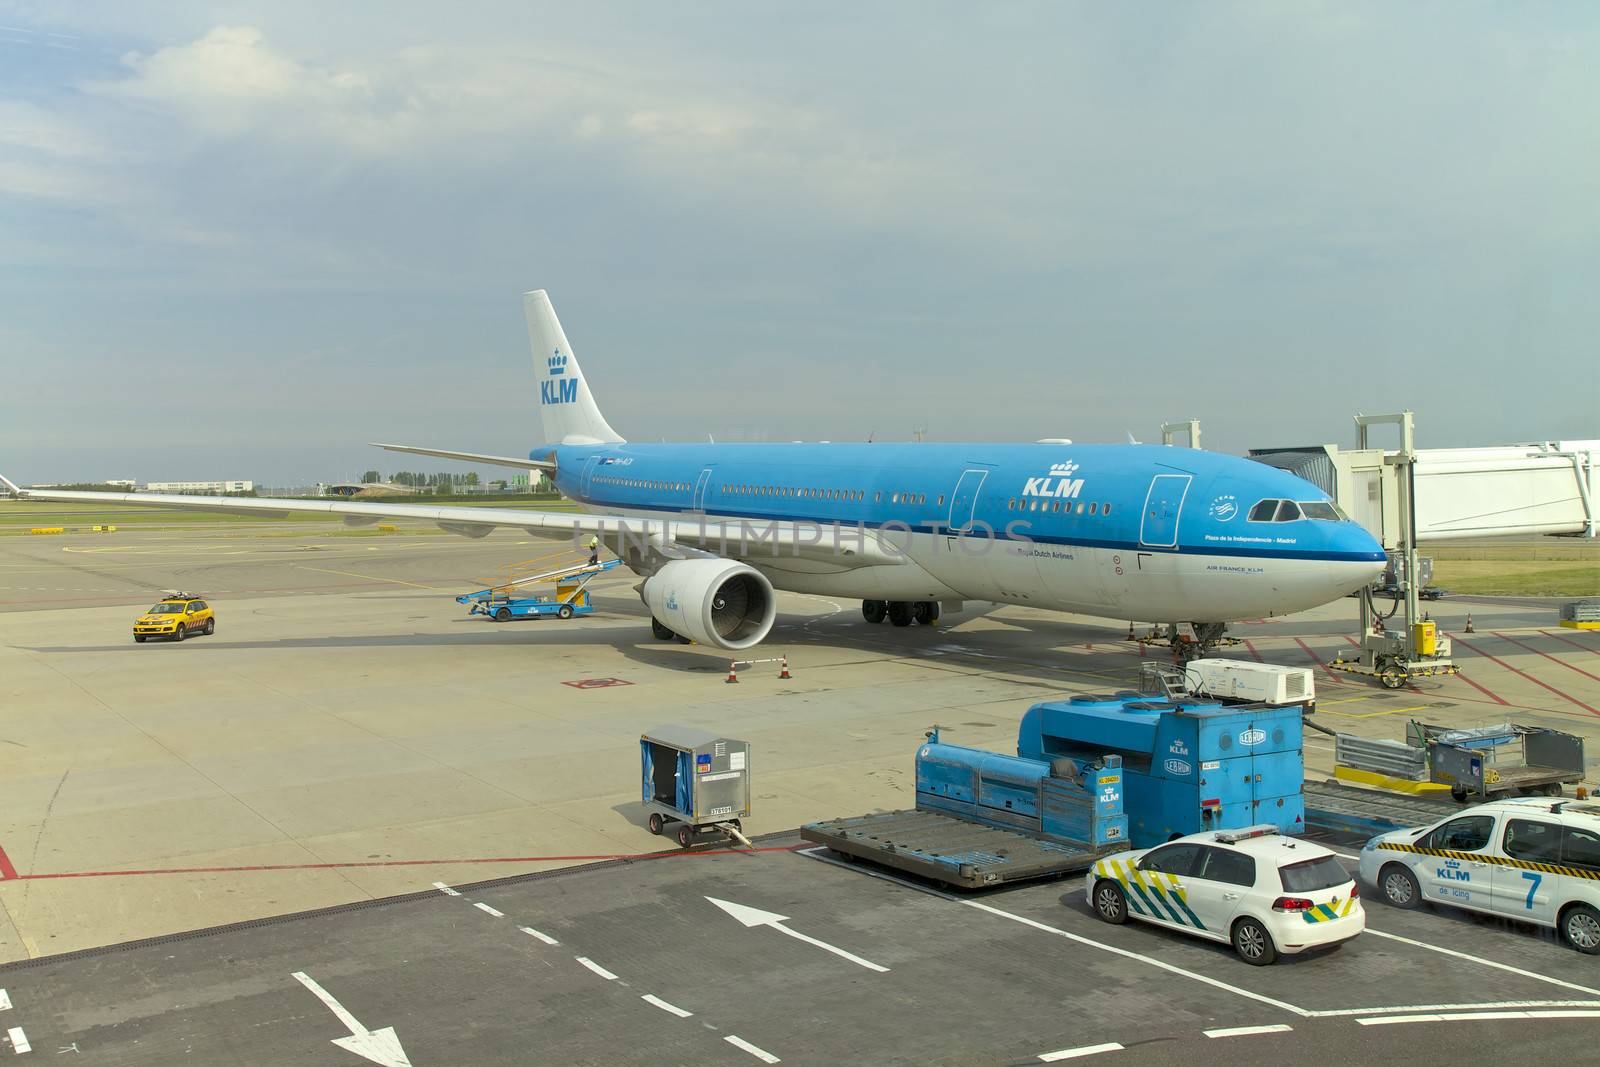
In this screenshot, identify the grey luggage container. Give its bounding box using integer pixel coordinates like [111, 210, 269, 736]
[641, 725, 752, 848]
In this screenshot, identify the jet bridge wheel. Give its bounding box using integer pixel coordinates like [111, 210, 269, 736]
[1378, 659, 1407, 689]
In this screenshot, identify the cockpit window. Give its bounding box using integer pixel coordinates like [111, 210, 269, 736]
[1247, 500, 1278, 522]
[1273, 500, 1303, 522]
[1299, 501, 1340, 521]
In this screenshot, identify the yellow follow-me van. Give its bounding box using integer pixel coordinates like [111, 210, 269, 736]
[134, 593, 215, 643]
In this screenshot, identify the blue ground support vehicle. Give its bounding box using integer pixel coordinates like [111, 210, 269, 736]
[457, 559, 621, 621]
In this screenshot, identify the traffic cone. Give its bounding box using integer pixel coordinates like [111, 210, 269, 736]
[1125, 622, 1136, 641]
[778, 656, 791, 680]
[726, 662, 739, 684]
[1465, 613, 1475, 633]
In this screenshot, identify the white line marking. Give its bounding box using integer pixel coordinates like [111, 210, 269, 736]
[431, 882, 460, 896]
[1362, 928, 1600, 997]
[1204, 1024, 1293, 1038]
[724, 1035, 780, 1063]
[0, 990, 8, 1011]
[575, 957, 618, 981]
[1315, 1000, 1600, 1019]
[473, 902, 504, 918]
[519, 926, 559, 945]
[5, 1027, 27, 1054]
[641, 994, 693, 1018]
[1039, 1042, 1123, 1062]
[1359, 1009, 1600, 1026]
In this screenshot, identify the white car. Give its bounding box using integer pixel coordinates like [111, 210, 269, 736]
[1358, 797, 1600, 955]
[1086, 825, 1364, 965]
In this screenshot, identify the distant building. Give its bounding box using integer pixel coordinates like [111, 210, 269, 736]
[320, 482, 418, 498]
[145, 480, 254, 493]
[105, 479, 138, 488]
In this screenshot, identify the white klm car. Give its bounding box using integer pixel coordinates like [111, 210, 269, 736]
[1086, 825, 1364, 965]
[1358, 797, 1600, 954]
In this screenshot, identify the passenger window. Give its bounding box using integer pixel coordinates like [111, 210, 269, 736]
[891, 493, 900, 503]
[1274, 500, 1303, 522]
[1075, 502, 1085, 515]
[1197, 847, 1256, 887]
[937, 495, 944, 506]
[1139, 843, 1202, 877]
[875, 492, 882, 503]
[1563, 827, 1600, 873]
[1089, 502, 1098, 515]
[1007, 499, 1015, 510]
[1503, 819, 1561, 862]
[1248, 500, 1278, 522]
[1423, 815, 1495, 852]
[1103, 503, 1112, 516]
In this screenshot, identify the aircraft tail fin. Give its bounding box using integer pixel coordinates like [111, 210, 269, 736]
[524, 290, 625, 446]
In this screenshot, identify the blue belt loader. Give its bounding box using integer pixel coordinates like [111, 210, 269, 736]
[801, 728, 1128, 889]
[1018, 693, 1306, 848]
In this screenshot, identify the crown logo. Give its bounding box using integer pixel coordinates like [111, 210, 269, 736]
[548, 350, 568, 375]
[1049, 461, 1079, 477]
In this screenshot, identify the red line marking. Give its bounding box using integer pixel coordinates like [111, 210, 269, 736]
[9, 844, 804, 882]
[1241, 639, 1264, 663]
[1492, 632, 1600, 683]
[1540, 630, 1600, 656]
[1293, 638, 1342, 681]
[1448, 633, 1599, 717]
[1450, 666, 1511, 707]
[0, 842, 17, 881]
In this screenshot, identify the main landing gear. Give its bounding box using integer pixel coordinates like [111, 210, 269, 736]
[1135, 621, 1237, 664]
[650, 616, 691, 643]
[861, 600, 940, 627]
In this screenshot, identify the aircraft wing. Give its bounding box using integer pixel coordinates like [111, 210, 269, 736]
[370, 443, 557, 471]
[2, 484, 905, 568]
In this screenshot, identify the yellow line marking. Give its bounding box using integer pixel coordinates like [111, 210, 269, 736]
[294, 564, 439, 591]
[1317, 695, 1374, 707]
[1317, 703, 1431, 720]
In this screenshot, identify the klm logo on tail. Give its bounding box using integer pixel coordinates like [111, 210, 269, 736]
[542, 349, 579, 405]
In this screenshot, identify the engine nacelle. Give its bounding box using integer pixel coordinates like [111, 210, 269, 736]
[643, 558, 777, 651]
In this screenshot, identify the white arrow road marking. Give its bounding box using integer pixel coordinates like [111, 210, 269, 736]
[0, 989, 10, 1011]
[705, 897, 888, 973]
[5, 1027, 28, 1055]
[292, 972, 412, 1067]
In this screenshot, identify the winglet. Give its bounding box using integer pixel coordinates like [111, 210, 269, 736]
[0, 472, 25, 497]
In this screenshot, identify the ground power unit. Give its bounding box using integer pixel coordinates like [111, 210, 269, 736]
[1186, 658, 1314, 708]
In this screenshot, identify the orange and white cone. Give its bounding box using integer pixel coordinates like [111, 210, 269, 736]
[778, 656, 791, 680]
[726, 662, 739, 684]
[1125, 622, 1136, 640]
[1465, 613, 1475, 634]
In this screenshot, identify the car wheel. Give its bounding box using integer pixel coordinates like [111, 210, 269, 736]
[676, 824, 693, 848]
[495, 607, 512, 621]
[1562, 904, 1600, 955]
[204, 618, 215, 636]
[557, 604, 574, 619]
[888, 601, 913, 627]
[647, 813, 664, 836]
[174, 624, 186, 642]
[1092, 879, 1128, 925]
[861, 600, 887, 624]
[134, 635, 146, 643]
[1232, 917, 1277, 966]
[1380, 864, 1422, 909]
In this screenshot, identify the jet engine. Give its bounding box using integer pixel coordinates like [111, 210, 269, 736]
[642, 558, 776, 650]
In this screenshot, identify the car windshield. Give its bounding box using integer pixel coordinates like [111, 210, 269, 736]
[147, 603, 185, 614]
[1278, 854, 1350, 893]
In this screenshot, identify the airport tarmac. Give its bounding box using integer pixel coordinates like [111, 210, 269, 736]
[2, 520, 1598, 981]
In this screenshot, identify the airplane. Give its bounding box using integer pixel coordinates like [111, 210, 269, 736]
[3, 290, 1387, 655]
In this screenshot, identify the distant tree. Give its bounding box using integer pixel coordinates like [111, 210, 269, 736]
[361, 470, 380, 484]
[465, 471, 479, 487]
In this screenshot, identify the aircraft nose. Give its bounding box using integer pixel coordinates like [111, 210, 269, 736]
[1343, 521, 1388, 580]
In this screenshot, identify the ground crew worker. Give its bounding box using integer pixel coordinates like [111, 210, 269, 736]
[586, 535, 599, 565]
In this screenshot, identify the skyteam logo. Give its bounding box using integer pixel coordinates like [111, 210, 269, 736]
[1208, 494, 1239, 521]
[541, 349, 579, 405]
[1023, 461, 1085, 500]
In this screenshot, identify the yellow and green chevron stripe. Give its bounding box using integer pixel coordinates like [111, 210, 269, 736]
[1301, 895, 1356, 924]
[1094, 858, 1206, 930]
[1375, 842, 1600, 882]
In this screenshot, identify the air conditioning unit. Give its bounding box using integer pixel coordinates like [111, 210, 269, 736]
[1187, 658, 1315, 707]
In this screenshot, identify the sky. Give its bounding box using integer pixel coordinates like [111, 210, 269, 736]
[1, 1, 1596, 484]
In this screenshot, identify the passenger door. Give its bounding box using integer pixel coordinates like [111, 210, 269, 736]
[1494, 817, 1562, 925]
[1184, 846, 1255, 937]
[1416, 814, 1497, 912]
[1139, 474, 1191, 548]
[1132, 842, 1207, 932]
